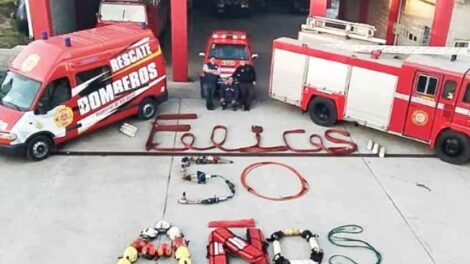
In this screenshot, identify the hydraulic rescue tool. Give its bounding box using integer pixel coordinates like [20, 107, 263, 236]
[116, 220, 192, 264]
[328, 225, 382, 264]
[208, 227, 270, 264]
[179, 157, 236, 205]
[181, 156, 234, 167]
[267, 229, 324, 264]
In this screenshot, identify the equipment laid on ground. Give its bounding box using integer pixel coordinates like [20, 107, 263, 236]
[179, 156, 236, 205]
[241, 161, 309, 202]
[120, 123, 138, 138]
[116, 220, 192, 264]
[181, 156, 234, 167]
[208, 218, 256, 228]
[0, 23, 168, 161]
[146, 114, 358, 155]
[270, 25, 470, 164]
[208, 227, 270, 264]
[267, 228, 324, 264]
[328, 225, 382, 264]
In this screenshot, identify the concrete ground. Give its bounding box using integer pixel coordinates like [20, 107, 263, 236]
[1, 2, 470, 264]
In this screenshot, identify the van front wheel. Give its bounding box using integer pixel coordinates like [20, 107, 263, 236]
[138, 98, 157, 120]
[26, 135, 53, 161]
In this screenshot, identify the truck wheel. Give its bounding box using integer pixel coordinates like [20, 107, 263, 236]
[138, 98, 157, 120]
[436, 130, 470, 165]
[26, 135, 53, 161]
[308, 97, 337, 127]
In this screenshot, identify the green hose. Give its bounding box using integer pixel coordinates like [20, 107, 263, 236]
[328, 225, 382, 264]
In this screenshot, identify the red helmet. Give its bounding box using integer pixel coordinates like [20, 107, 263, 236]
[141, 244, 157, 260]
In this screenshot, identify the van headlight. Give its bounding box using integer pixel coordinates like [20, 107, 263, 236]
[0, 132, 17, 144]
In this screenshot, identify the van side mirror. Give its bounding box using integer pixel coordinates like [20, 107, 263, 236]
[251, 54, 259, 59]
[199, 52, 205, 57]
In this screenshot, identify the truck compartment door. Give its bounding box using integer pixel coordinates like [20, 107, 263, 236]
[345, 67, 398, 130]
[270, 49, 307, 107]
[306, 57, 350, 94]
[404, 72, 442, 141]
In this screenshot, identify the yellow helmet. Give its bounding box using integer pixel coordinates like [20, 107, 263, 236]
[123, 246, 139, 263]
[117, 258, 132, 264]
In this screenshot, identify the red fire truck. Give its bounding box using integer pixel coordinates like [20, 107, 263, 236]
[97, 0, 170, 37]
[199, 31, 258, 96]
[0, 24, 167, 161]
[269, 33, 470, 164]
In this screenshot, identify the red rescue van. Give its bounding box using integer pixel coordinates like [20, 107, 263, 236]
[199, 31, 258, 96]
[0, 24, 167, 160]
[269, 35, 470, 164]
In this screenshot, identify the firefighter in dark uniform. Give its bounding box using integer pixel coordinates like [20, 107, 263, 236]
[220, 77, 240, 111]
[202, 57, 221, 110]
[232, 60, 256, 111]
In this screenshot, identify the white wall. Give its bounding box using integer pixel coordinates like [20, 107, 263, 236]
[396, 0, 435, 45]
[447, 1, 470, 46]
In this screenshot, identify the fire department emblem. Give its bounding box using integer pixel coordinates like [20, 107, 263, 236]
[54, 106, 74, 128]
[412, 110, 429, 126]
[21, 54, 40, 72]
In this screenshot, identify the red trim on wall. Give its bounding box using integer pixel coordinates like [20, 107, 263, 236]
[386, 0, 401, 45]
[358, 0, 369, 23]
[171, 0, 188, 82]
[29, 0, 53, 39]
[429, 0, 455, 46]
[309, 0, 328, 17]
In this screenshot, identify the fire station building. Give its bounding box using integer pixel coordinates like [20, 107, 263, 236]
[22, 0, 470, 81]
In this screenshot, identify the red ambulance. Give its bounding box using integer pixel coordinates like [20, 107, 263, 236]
[0, 24, 167, 160]
[199, 31, 258, 96]
[270, 35, 470, 164]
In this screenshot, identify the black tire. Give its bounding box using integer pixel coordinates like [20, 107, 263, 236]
[435, 130, 470, 165]
[308, 97, 338, 127]
[26, 135, 53, 161]
[138, 98, 157, 120]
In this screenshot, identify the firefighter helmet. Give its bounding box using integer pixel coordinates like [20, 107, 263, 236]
[155, 220, 171, 233]
[142, 243, 158, 260]
[117, 258, 132, 264]
[167, 226, 182, 240]
[140, 227, 159, 240]
[123, 246, 139, 263]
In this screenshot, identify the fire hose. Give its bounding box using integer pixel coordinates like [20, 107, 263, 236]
[241, 162, 309, 201]
[146, 113, 358, 155]
[327, 225, 382, 264]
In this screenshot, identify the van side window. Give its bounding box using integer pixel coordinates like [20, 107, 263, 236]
[464, 84, 470, 103]
[76, 66, 111, 85]
[416, 75, 438, 96]
[37, 77, 71, 114]
[442, 80, 457, 100]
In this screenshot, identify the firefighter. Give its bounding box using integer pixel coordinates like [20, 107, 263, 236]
[202, 57, 221, 110]
[220, 77, 240, 111]
[232, 60, 256, 111]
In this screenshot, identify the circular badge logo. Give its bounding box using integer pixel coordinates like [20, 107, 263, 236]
[54, 107, 74, 128]
[21, 54, 40, 72]
[412, 110, 428, 126]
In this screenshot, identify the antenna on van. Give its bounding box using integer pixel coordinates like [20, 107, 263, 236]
[40, 31, 48, 40]
[64, 37, 72, 47]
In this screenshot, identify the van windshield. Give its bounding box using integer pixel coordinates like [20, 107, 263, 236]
[0, 72, 41, 111]
[100, 3, 147, 23]
[209, 44, 249, 60]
